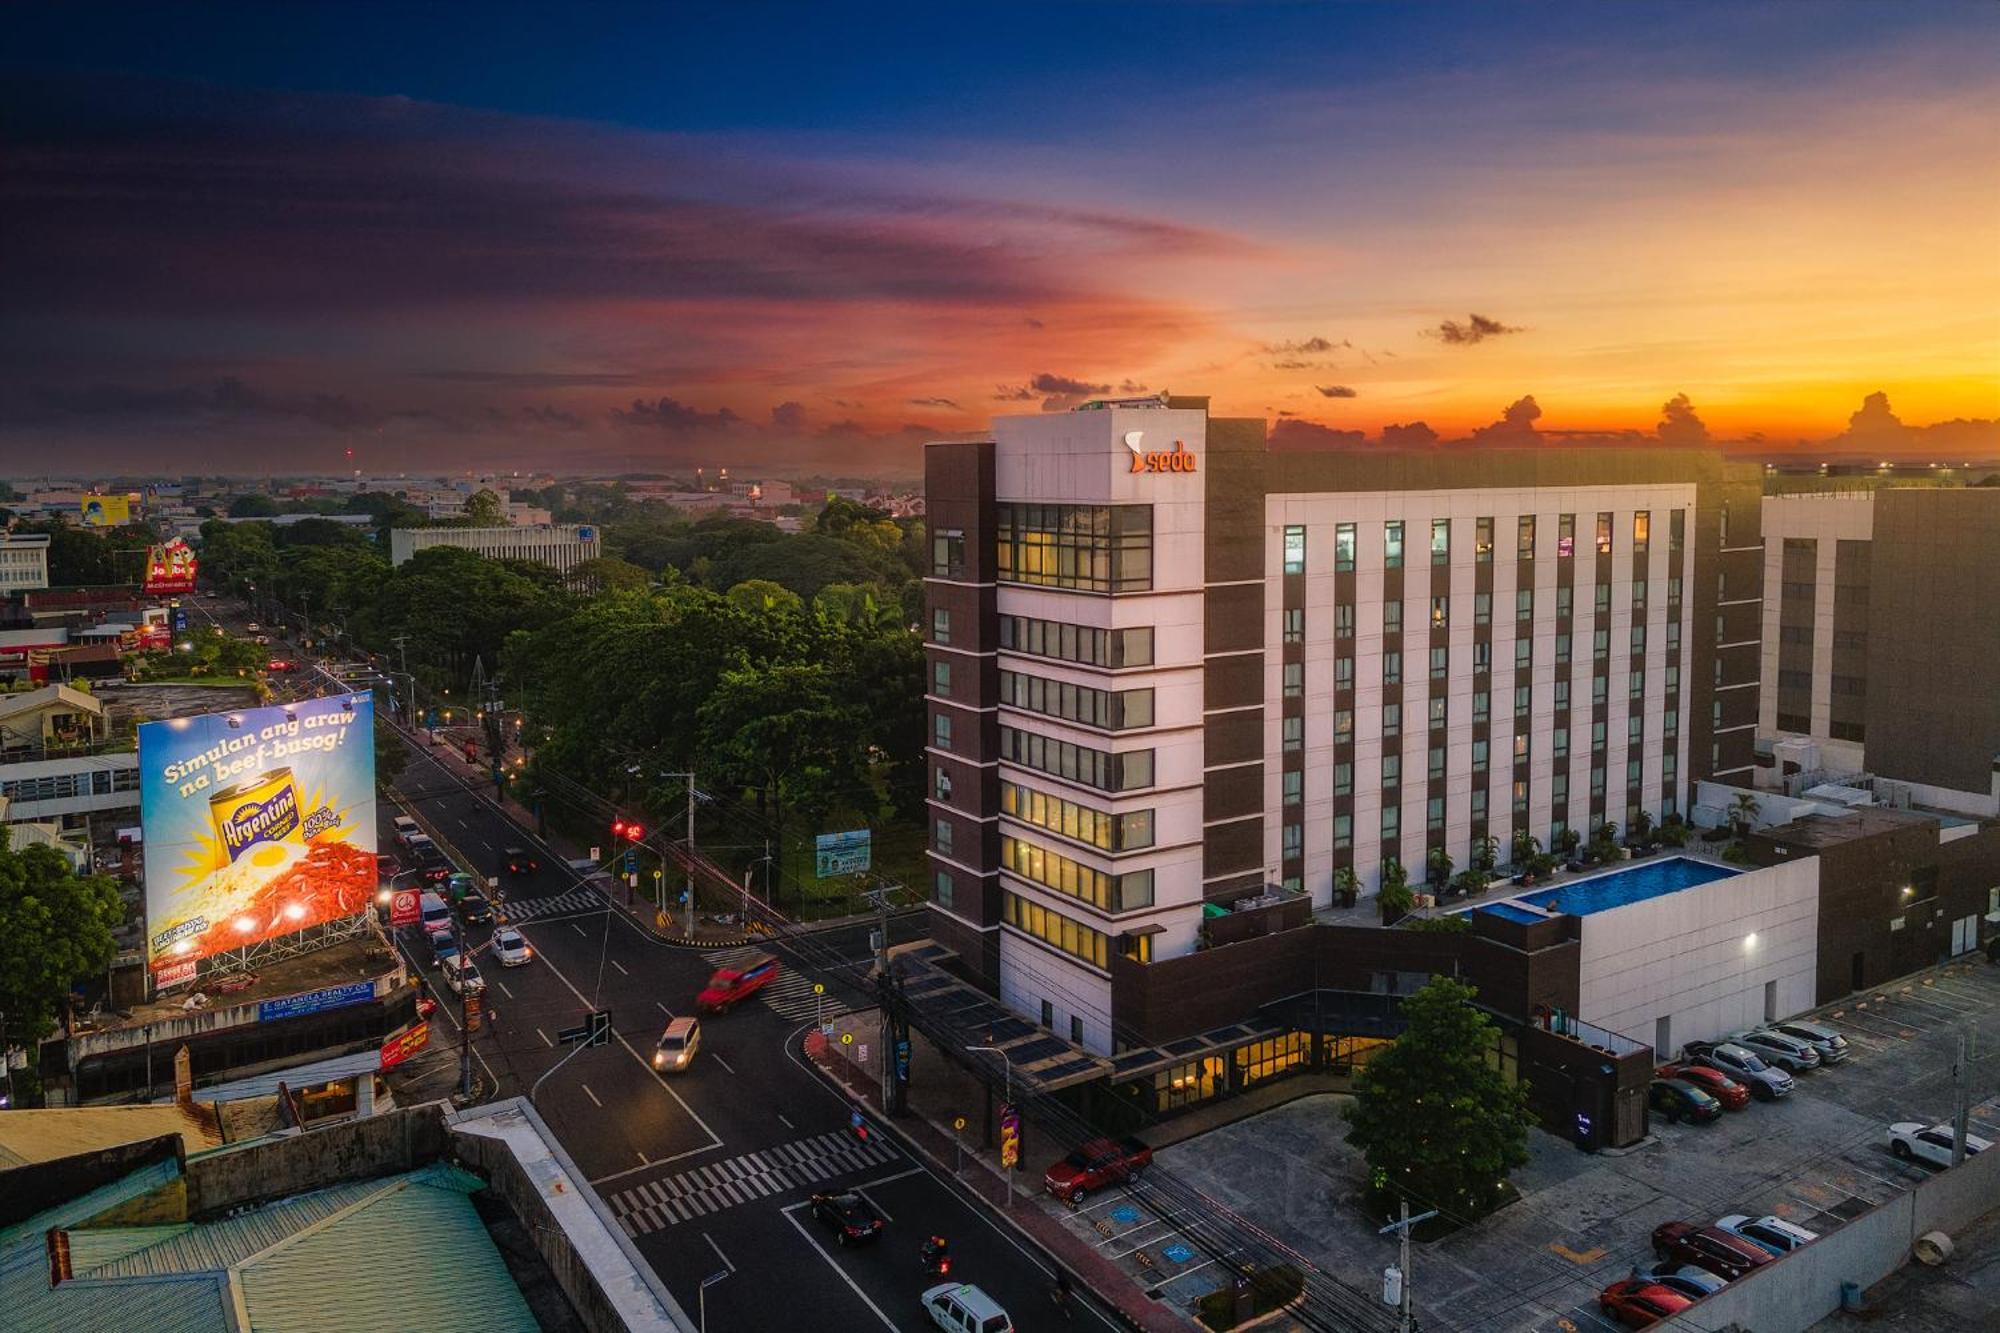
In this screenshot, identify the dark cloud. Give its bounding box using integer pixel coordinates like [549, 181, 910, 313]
[1269, 418, 1367, 450]
[20, 375, 412, 433]
[1268, 360, 1313, 371]
[992, 385, 1037, 401]
[612, 397, 744, 433]
[908, 396, 962, 411]
[1656, 392, 1708, 445]
[497, 404, 587, 431]
[1316, 385, 1358, 398]
[1262, 336, 1345, 355]
[1844, 390, 1904, 442]
[1429, 313, 1523, 346]
[1470, 395, 1542, 441]
[1116, 380, 1149, 394]
[1023, 317, 1045, 329]
[1379, 421, 1439, 447]
[416, 369, 637, 388]
[1030, 372, 1111, 396]
[770, 401, 807, 431]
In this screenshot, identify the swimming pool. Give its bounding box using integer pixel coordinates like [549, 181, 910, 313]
[1476, 856, 1739, 922]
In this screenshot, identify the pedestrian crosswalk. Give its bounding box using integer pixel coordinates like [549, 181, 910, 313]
[500, 885, 604, 923]
[701, 946, 871, 1024]
[606, 1130, 898, 1236]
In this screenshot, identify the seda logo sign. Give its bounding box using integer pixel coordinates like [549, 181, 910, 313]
[1124, 430, 1196, 475]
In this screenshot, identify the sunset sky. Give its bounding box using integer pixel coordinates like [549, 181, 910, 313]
[3, 2, 1996, 475]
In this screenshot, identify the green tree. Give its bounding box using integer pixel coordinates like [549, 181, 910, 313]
[228, 493, 281, 518]
[1344, 976, 1534, 1221]
[373, 688, 409, 793]
[462, 488, 506, 526]
[0, 828, 124, 1045]
[568, 556, 651, 593]
[727, 579, 805, 615]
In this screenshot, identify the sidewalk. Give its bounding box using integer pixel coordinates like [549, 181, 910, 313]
[806, 1011, 1199, 1333]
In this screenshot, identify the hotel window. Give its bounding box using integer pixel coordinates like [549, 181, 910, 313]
[1551, 772, 1568, 810]
[1335, 655, 1354, 688]
[1553, 728, 1569, 760]
[1514, 639, 1531, 669]
[1670, 508, 1686, 554]
[1473, 690, 1490, 723]
[1283, 525, 1307, 574]
[1334, 708, 1354, 742]
[1554, 679, 1570, 711]
[1556, 585, 1572, 619]
[1335, 523, 1357, 572]
[932, 608, 951, 644]
[1383, 702, 1402, 739]
[1666, 622, 1681, 652]
[1002, 892, 1109, 969]
[1283, 822, 1303, 857]
[1514, 684, 1531, 718]
[1237, 1032, 1313, 1089]
[1383, 651, 1402, 686]
[1630, 625, 1647, 654]
[1001, 616, 1153, 668]
[1283, 607, 1304, 643]
[996, 503, 1152, 593]
[1516, 589, 1534, 621]
[1595, 511, 1613, 555]
[1591, 767, 1607, 799]
[1432, 519, 1451, 566]
[1631, 580, 1647, 614]
[1513, 780, 1529, 814]
[1283, 771, 1303, 808]
[1334, 814, 1352, 850]
[1475, 517, 1494, 563]
[1595, 582, 1611, 614]
[1334, 761, 1353, 797]
[934, 713, 953, 750]
[1001, 780, 1153, 851]
[1667, 576, 1682, 608]
[1626, 757, 1642, 785]
[1630, 670, 1645, 700]
[1384, 521, 1405, 569]
[1663, 752, 1678, 788]
[1557, 513, 1576, 559]
[1592, 720, 1607, 750]
[1514, 515, 1535, 560]
[1283, 661, 1304, 697]
[1471, 788, 1488, 822]
[933, 661, 952, 697]
[1382, 754, 1402, 787]
[1429, 646, 1448, 681]
[1593, 628, 1609, 661]
[1472, 739, 1489, 771]
[1428, 745, 1445, 781]
[999, 726, 1153, 792]
[999, 670, 1154, 729]
[932, 527, 966, 576]
[1633, 511, 1650, 554]
[1428, 696, 1447, 728]
[1384, 601, 1403, 634]
[1119, 932, 1152, 963]
[1284, 716, 1304, 752]
[1473, 641, 1491, 673]
[935, 767, 953, 801]
[1382, 806, 1400, 840]
[1474, 592, 1492, 626]
[1628, 714, 1643, 743]
[1664, 707, 1678, 738]
[1514, 733, 1530, 760]
[934, 817, 954, 855]
[1555, 632, 1572, 665]
[1335, 603, 1355, 637]
[1001, 835, 1154, 912]
[933, 870, 954, 909]
[1592, 675, 1609, 706]
[1427, 796, 1445, 832]
[1665, 663, 1680, 694]
[1431, 596, 1449, 629]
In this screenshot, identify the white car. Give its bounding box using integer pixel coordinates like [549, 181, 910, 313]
[1887, 1121, 1991, 1168]
[1716, 1213, 1818, 1255]
[921, 1283, 1012, 1333]
[491, 928, 533, 967]
[442, 954, 485, 996]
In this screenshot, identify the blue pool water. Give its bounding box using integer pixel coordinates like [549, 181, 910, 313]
[1476, 856, 1739, 922]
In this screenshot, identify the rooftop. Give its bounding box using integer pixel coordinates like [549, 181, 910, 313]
[0, 1103, 222, 1170]
[1758, 806, 1949, 849]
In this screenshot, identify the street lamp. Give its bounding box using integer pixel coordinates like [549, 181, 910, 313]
[699, 1269, 729, 1333]
[966, 1044, 1016, 1206]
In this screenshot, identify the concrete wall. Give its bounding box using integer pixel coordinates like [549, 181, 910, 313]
[1576, 857, 1819, 1053]
[1662, 1133, 2000, 1333]
[184, 1103, 448, 1216]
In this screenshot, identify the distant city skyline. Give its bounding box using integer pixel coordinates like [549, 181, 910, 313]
[2, 2, 1995, 473]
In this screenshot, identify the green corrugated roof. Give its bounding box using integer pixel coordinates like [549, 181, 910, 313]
[81, 1178, 383, 1280]
[65, 1223, 195, 1274]
[0, 1157, 181, 1247]
[0, 1242, 232, 1333]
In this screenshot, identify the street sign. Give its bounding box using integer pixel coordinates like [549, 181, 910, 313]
[587, 1008, 613, 1047]
[381, 1021, 431, 1069]
[895, 1038, 911, 1083]
[953, 1117, 966, 1132]
[557, 1022, 591, 1045]
[464, 991, 484, 1033]
[389, 889, 420, 926]
[624, 850, 637, 874]
[814, 829, 872, 878]
[999, 1104, 1021, 1169]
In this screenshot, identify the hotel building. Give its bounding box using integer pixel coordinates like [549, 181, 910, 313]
[923, 396, 1765, 1057]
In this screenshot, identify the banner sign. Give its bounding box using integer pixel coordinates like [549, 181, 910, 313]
[258, 980, 375, 1024]
[389, 888, 421, 926]
[380, 1021, 431, 1069]
[154, 958, 198, 990]
[140, 695, 377, 980]
[999, 1104, 1021, 1169]
[815, 828, 872, 878]
[143, 537, 198, 594]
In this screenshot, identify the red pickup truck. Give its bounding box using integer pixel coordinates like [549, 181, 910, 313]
[696, 954, 780, 1014]
[1044, 1136, 1152, 1204]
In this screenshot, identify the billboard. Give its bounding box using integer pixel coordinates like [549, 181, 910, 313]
[144, 538, 199, 594]
[140, 694, 377, 981]
[77, 495, 133, 527]
[815, 828, 872, 877]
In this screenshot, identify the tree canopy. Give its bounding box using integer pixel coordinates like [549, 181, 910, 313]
[0, 828, 124, 1045]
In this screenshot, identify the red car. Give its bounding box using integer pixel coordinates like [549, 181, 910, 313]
[696, 954, 779, 1013]
[1658, 1062, 1751, 1111]
[266, 658, 296, 673]
[1044, 1136, 1153, 1204]
[1652, 1221, 1775, 1281]
[1598, 1279, 1693, 1328]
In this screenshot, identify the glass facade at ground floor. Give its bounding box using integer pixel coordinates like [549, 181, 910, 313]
[1117, 1031, 1398, 1117]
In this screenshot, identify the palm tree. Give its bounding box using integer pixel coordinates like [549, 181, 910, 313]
[1511, 829, 1541, 867]
[1473, 833, 1501, 876]
[1426, 846, 1454, 888]
[1728, 791, 1762, 837]
[1333, 865, 1361, 908]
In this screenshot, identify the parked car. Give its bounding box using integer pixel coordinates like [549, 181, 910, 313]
[1727, 1028, 1821, 1074]
[1887, 1120, 1993, 1168]
[1683, 1041, 1795, 1100]
[1044, 1136, 1154, 1204]
[1598, 1279, 1693, 1328]
[459, 890, 494, 925]
[1652, 1221, 1776, 1281]
[921, 1283, 1012, 1333]
[503, 846, 540, 876]
[696, 954, 780, 1013]
[266, 658, 296, 673]
[1656, 1063, 1750, 1111]
[491, 928, 533, 967]
[1629, 1262, 1729, 1300]
[808, 1190, 885, 1246]
[245, 622, 262, 631]
[442, 953, 485, 995]
[1650, 1078, 1722, 1125]
[1716, 1213, 1818, 1255]
[1762, 1019, 1850, 1065]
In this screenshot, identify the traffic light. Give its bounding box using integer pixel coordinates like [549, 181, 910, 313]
[627, 823, 644, 840]
[611, 817, 627, 838]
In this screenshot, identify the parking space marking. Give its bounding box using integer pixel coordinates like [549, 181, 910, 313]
[582, 1083, 603, 1108]
[1548, 1242, 1606, 1264]
[536, 1027, 552, 1047]
[778, 1203, 898, 1331]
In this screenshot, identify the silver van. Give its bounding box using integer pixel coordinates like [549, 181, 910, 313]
[419, 891, 453, 938]
[653, 1017, 701, 1072]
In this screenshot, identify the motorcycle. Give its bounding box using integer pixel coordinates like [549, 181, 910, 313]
[920, 1236, 951, 1278]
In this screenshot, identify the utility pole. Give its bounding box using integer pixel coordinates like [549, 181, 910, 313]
[1379, 1202, 1438, 1333]
[1952, 1027, 1975, 1165]
[457, 915, 473, 1101]
[684, 775, 696, 937]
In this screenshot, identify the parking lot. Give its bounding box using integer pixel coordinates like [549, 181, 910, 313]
[1134, 956, 2000, 1332]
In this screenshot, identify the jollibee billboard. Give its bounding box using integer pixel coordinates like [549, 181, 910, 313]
[141, 695, 377, 982]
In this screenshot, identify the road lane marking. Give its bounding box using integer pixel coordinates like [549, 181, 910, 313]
[582, 1084, 603, 1108]
[537, 1028, 553, 1047]
[779, 1205, 898, 1331]
[711, 1053, 736, 1075]
[612, 959, 629, 976]
[778, 1113, 795, 1129]
[572, 923, 587, 936]
[496, 980, 514, 999]
[704, 1231, 735, 1273]
[656, 1001, 674, 1015]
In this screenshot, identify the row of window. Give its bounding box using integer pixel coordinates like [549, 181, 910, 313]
[1003, 890, 1111, 970]
[996, 504, 1153, 593]
[1307, 624, 1669, 690]
[1314, 772, 1678, 852]
[998, 670, 1155, 730]
[0, 765, 139, 802]
[1001, 779, 1155, 851]
[1283, 692, 1680, 752]
[1000, 834, 1156, 913]
[998, 725, 1154, 792]
[1281, 581, 1684, 645]
[999, 615, 1154, 668]
[1285, 509, 1683, 575]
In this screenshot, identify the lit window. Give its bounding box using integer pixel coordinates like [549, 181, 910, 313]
[1283, 525, 1307, 574]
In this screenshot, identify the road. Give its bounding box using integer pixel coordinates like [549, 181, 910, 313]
[176, 579, 1107, 1332]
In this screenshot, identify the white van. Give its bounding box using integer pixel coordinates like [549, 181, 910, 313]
[653, 1017, 701, 1072]
[392, 815, 422, 844]
[419, 891, 453, 938]
[442, 953, 485, 996]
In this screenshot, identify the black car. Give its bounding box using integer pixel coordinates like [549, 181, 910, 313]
[459, 891, 495, 925]
[504, 846, 540, 876]
[417, 858, 452, 884]
[808, 1191, 884, 1246]
[1650, 1077, 1723, 1125]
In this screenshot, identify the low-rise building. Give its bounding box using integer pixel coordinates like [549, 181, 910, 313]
[0, 533, 50, 593]
[389, 523, 601, 574]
